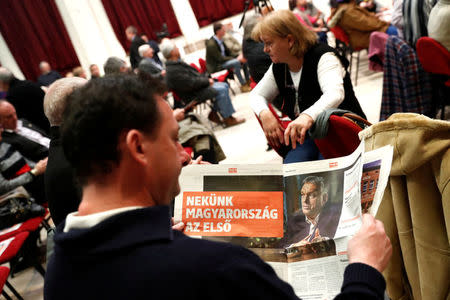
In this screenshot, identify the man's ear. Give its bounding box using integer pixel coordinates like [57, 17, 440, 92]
[125, 129, 148, 166]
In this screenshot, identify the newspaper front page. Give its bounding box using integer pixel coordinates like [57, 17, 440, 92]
[174, 143, 393, 299]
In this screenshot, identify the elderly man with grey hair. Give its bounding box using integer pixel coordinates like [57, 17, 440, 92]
[37, 61, 62, 87]
[103, 57, 129, 75]
[138, 44, 165, 80]
[0, 67, 49, 133]
[44, 77, 86, 226]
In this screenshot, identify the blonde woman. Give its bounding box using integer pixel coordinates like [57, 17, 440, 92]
[250, 10, 365, 163]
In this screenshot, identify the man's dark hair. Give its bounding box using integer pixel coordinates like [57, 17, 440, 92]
[302, 176, 326, 193]
[61, 74, 164, 185]
[213, 22, 223, 34]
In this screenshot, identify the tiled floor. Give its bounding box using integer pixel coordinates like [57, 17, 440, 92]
[4, 51, 385, 300]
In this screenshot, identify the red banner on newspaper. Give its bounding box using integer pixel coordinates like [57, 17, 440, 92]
[181, 191, 283, 237]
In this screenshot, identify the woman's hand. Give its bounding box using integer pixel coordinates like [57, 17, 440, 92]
[259, 109, 285, 148]
[284, 114, 313, 149]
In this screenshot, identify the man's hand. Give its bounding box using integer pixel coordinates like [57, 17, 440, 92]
[259, 109, 285, 148]
[284, 114, 313, 149]
[33, 158, 48, 175]
[209, 78, 214, 86]
[171, 217, 185, 231]
[161, 70, 166, 77]
[173, 108, 185, 121]
[347, 214, 392, 272]
[190, 155, 211, 165]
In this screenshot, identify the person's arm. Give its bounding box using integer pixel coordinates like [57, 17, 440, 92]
[303, 53, 345, 120]
[284, 53, 345, 148]
[166, 64, 210, 93]
[344, 6, 389, 31]
[249, 65, 285, 147]
[0, 158, 47, 195]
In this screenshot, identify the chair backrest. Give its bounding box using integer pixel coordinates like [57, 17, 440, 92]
[314, 115, 367, 159]
[330, 25, 350, 45]
[198, 58, 207, 73]
[189, 63, 202, 73]
[416, 37, 450, 77]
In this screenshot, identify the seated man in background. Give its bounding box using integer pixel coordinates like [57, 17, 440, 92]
[45, 74, 391, 300]
[89, 64, 101, 79]
[72, 66, 87, 79]
[138, 44, 165, 80]
[37, 61, 62, 87]
[206, 22, 251, 93]
[43, 77, 86, 226]
[103, 57, 129, 75]
[0, 100, 49, 162]
[161, 40, 245, 127]
[0, 67, 50, 133]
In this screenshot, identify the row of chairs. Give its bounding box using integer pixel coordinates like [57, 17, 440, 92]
[0, 211, 50, 299]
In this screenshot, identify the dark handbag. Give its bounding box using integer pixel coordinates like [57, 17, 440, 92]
[0, 191, 45, 230]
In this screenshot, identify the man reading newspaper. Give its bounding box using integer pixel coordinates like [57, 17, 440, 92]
[44, 74, 392, 300]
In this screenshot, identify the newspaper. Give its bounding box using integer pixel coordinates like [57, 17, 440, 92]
[174, 142, 393, 299]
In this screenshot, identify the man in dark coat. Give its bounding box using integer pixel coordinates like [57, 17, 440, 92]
[0, 100, 49, 162]
[161, 40, 245, 127]
[125, 26, 146, 69]
[0, 67, 50, 133]
[37, 61, 62, 87]
[43, 77, 86, 226]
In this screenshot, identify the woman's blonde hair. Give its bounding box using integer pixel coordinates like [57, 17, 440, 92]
[251, 10, 318, 58]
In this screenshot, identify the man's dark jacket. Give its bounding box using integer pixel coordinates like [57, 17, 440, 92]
[165, 60, 216, 102]
[6, 78, 50, 133]
[44, 205, 386, 300]
[205, 37, 235, 74]
[2, 119, 48, 162]
[37, 71, 62, 87]
[45, 126, 81, 226]
[129, 35, 146, 69]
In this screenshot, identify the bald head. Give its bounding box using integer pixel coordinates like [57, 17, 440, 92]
[44, 77, 87, 126]
[0, 67, 14, 92]
[39, 61, 51, 74]
[0, 100, 17, 130]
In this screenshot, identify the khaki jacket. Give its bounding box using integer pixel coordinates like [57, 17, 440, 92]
[359, 113, 450, 300]
[333, 3, 389, 49]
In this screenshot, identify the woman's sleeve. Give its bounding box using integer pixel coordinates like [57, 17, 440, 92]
[249, 64, 280, 117]
[0, 171, 33, 195]
[302, 52, 346, 121]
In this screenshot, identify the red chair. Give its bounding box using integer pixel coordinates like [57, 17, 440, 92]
[189, 62, 202, 73]
[416, 37, 450, 119]
[0, 216, 45, 242]
[0, 266, 22, 300]
[199, 58, 236, 95]
[330, 25, 365, 86]
[314, 114, 370, 159]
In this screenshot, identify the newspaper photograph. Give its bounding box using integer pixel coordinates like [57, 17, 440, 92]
[174, 142, 393, 299]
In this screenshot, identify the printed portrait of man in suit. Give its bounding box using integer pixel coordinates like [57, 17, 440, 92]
[280, 175, 342, 248]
